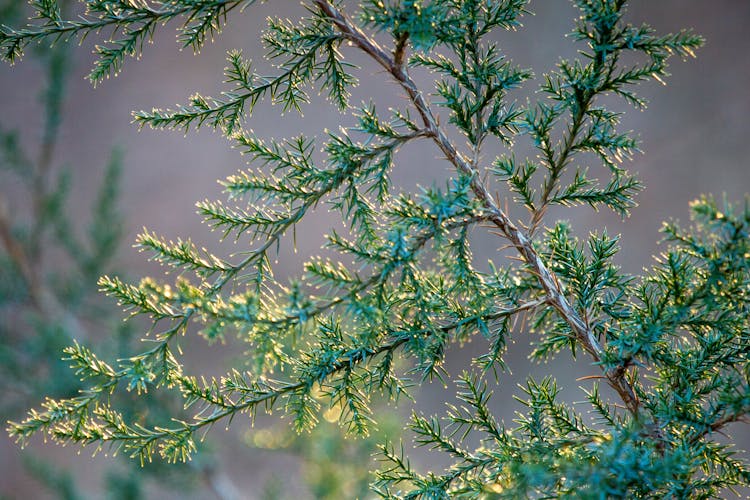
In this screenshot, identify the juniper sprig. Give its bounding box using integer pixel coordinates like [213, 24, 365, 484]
[4, 1, 747, 497]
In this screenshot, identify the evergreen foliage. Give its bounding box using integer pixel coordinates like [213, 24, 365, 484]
[0, 1, 246, 497]
[3, 1, 748, 497]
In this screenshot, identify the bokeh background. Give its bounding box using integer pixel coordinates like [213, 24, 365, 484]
[1, 1, 749, 498]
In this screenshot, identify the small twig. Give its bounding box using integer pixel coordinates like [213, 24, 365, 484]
[393, 32, 408, 69]
[695, 407, 750, 443]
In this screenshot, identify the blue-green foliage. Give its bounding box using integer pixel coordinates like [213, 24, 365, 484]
[4, 1, 747, 498]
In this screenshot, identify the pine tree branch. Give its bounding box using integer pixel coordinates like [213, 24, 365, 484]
[0, 1, 242, 53]
[528, 21, 618, 236]
[8, 298, 543, 461]
[311, 0, 642, 418]
[5, 3, 730, 493]
[0, 1, 251, 82]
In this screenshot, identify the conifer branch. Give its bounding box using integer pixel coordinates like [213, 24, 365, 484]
[7, 2, 745, 496]
[8, 299, 541, 462]
[0, 1, 251, 82]
[313, 0, 641, 417]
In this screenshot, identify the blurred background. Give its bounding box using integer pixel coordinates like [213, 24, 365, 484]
[1, 1, 749, 498]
